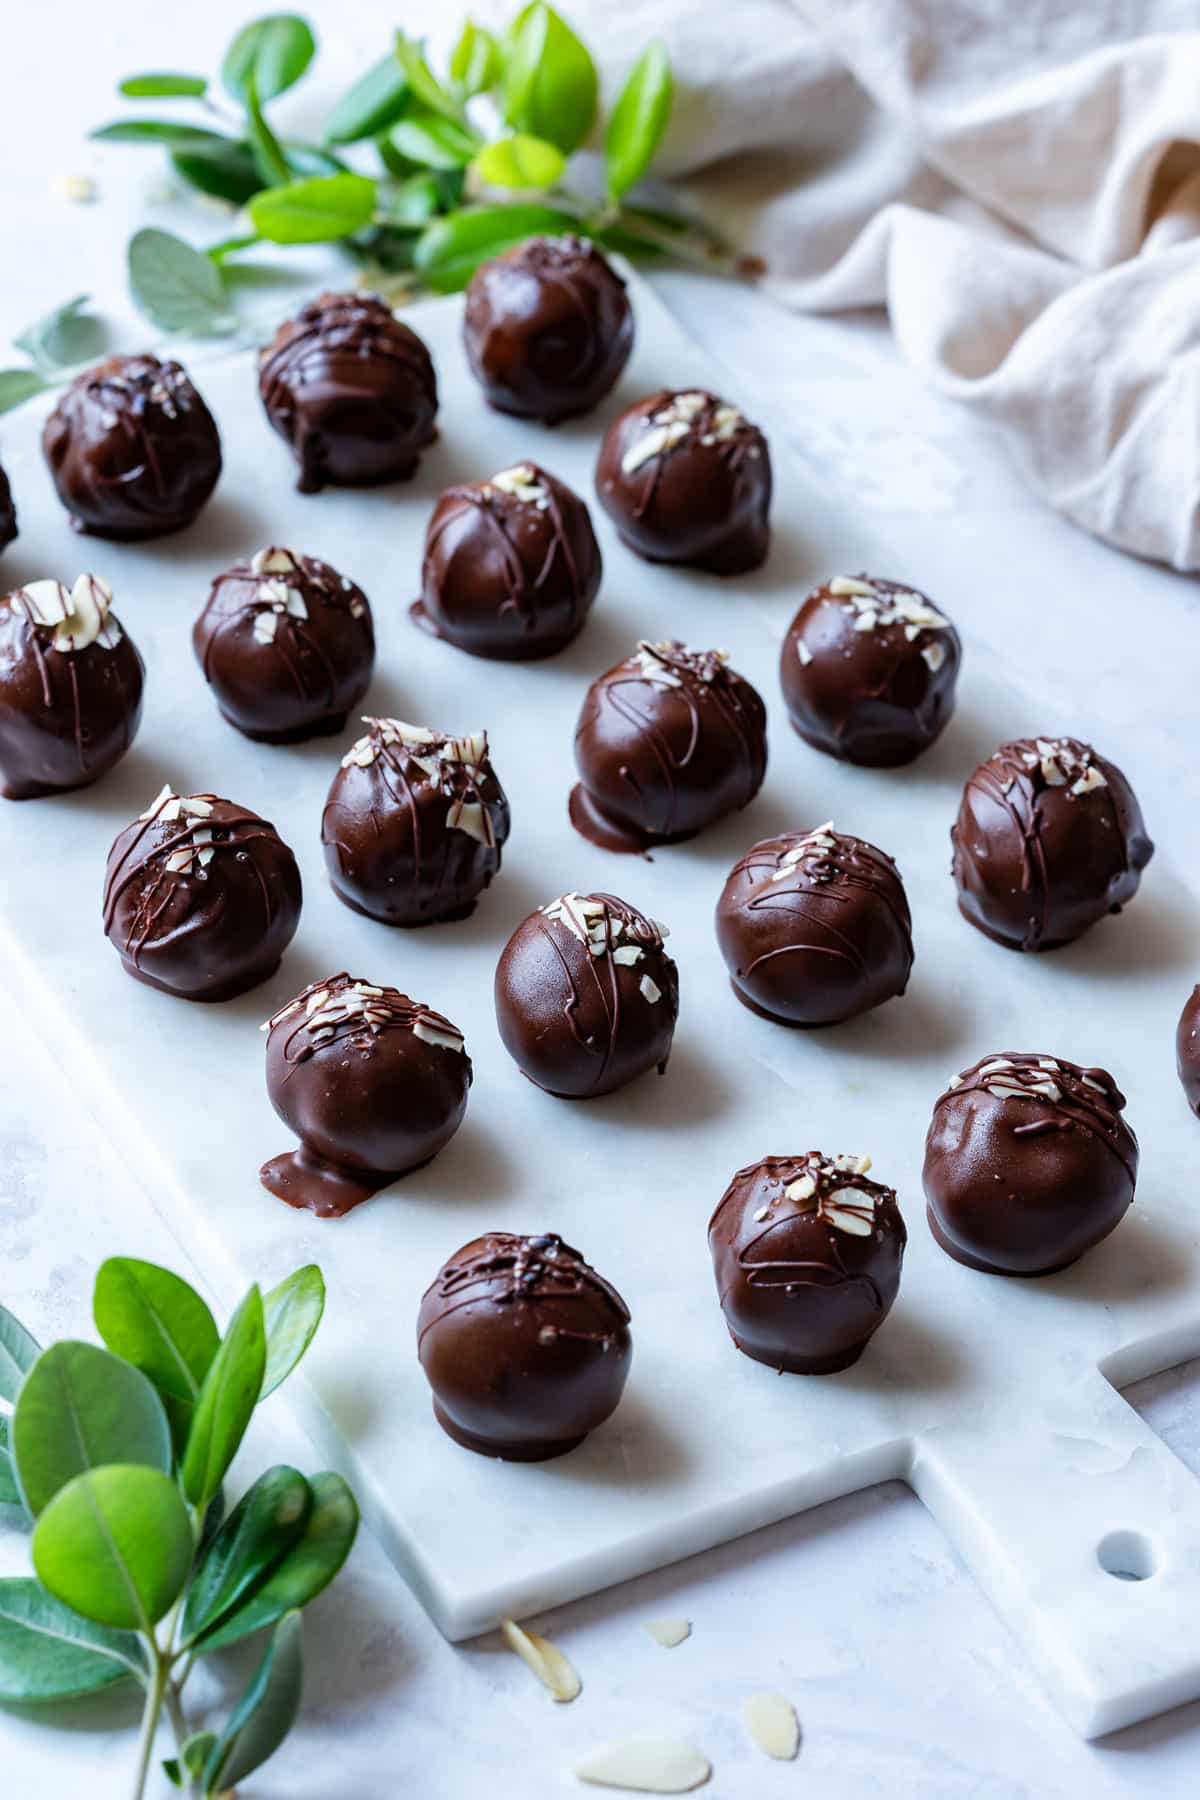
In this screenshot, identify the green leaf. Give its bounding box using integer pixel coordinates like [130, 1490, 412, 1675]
[193, 1472, 358, 1652]
[170, 140, 262, 205]
[0, 1302, 40, 1402]
[119, 73, 209, 98]
[182, 1467, 311, 1645]
[503, 4, 597, 154]
[284, 142, 350, 178]
[222, 14, 316, 104]
[11, 1341, 171, 1518]
[14, 295, 105, 373]
[249, 173, 377, 243]
[413, 203, 577, 292]
[450, 20, 500, 97]
[0, 1577, 145, 1700]
[472, 133, 565, 191]
[164, 1733, 217, 1788]
[0, 1416, 25, 1513]
[128, 228, 233, 333]
[389, 110, 479, 171]
[377, 172, 441, 229]
[204, 1612, 303, 1793]
[605, 40, 673, 199]
[207, 233, 262, 262]
[0, 370, 50, 415]
[91, 120, 232, 147]
[325, 56, 410, 144]
[33, 1466, 193, 1632]
[181, 1286, 265, 1510]
[261, 1267, 325, 1400]
[394, 31, 467, 127]
[93, 1258, 220, 1405]
[245, 72, 292, 186]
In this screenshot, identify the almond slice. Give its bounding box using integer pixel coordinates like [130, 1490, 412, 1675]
[743, 1692, 799, 1761]
[642, 1617, 691, 1648]
[574, 1736, 710, 1792]
[501, 1619, 581, 1703]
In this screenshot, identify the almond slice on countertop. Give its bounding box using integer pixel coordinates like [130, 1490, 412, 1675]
[743, 1691, 800, 1760]
[642, 1618, 691, 1648]
[500, 1618, 581, 1702]
[574, 1736, 711, 1792]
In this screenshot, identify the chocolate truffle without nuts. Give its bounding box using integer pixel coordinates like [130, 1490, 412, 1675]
[1178, 987, 1200, 1116]
[923, 1053, 1137, 1275]
[0, 462, 17, 557]
[709, 1153, 906, 1374]
[418, 1231, 632, 1460]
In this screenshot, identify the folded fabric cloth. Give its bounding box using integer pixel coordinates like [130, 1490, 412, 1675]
[486, 0, 1200, 569]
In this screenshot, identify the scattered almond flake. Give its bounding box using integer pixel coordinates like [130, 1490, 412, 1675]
[254, 609, 279, 644]
[921, 642, 946, 672]
[640, 974, 662, 1005]
[413, 1016, 466, 1053]
[1030, 1079, 1061, 1101]
[13, 574, 119, 653]
[250, 545, 299, 576]
[489, 464, 548, 505]
[1041, 756, 1066, 786]
[988, 1081, 1031, 1100]
[1071, 765, 1107, 796]
[573, 1736, 710, 1793]
[784, 1174, 816, 1203]
[851, 609, 878, 632]
[621, 391, 736, 476]
[948, 1073, 963, 1088]
[822, 1190, 876, 1237]
[796, 639, 813, 666]
[55, 173, 96, 204]
[1081, 1074, 1107, 1092]
[826, 575, 950, 637]
[642, 1618, 691, 1648]
[612, 945, 642, 967]
[622, 419, 690, 474]
[828, 575, 876, 598]
[500, 1619, 580, 1703]
[445, 797, 495, 848]
[752, 1205, 770, 1222]
[1037, 1058, 1060, 1071]
[743, 1692, 799, 1761]
[978, 1059, 1014, 1077]
[833, 1152, 872, 1175]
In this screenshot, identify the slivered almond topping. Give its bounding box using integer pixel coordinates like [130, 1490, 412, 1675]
[743, 1692, 799, 1761]
[501, 1619, 580, 1703]
[642, 1617, 691, 1648]
[573, 1736, 711, 1792]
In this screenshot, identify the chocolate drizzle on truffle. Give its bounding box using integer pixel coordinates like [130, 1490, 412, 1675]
[570, 640, 768, 852]
[952, 736, 1153, 951]
[0, 462, 17, 556]
[715, 825, 913, 1027]
[0, 575, 144, 800]
[321, 717, 510, 925]
[709, 1152, 906, 1374]
[923, 1052, 1137, 1275]
[258, 293, 437, 493]
[417, 1231, 632, 1459]
[260, 973, 471, 1217]
[103, 786, 302, 1002]
[412, 463, 601, 660]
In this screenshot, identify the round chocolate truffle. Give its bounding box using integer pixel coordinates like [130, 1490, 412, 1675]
[258, 293, 437, 493]
[322, 717, 510, 926]
[709, 1152, 906, 1375]
[780, 573, 961, 767]
[952, 737, 1153, 952]
[595, 389, 771, 575]
[417, 1231, 632, 1460]
[0, 575, 144, 800]
[413, 462, 601, 660]
[42, 354, 221, 540]
[193, 546, 374, 745]
[463, 235, 633, 424]
[923, 1053, 1137, 1276]
[716, 824, 913, 1028]
[1178, 987, 1200, 1116]
[0, 461, 17, 557]
[570, 640, 768, 853]
[103, 786, 301, 1002]
[495, 892, 679, 1098]
[260, 975, 471, 1218]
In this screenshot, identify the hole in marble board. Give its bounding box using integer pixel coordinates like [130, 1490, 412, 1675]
[1096, 1530, 1158, 1582]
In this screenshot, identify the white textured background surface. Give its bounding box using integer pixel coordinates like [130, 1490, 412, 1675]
[2, 3, 1200, 1795]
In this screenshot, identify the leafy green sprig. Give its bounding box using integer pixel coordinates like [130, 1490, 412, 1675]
[0, 1258, 357, 1799]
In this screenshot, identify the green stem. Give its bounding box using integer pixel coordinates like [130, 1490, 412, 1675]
[131, 1644, 167, 1800]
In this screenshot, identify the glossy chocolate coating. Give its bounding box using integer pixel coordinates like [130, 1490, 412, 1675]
[0, 462, 17, 557]
[261, 975, 470, 1217]
[570, 640, 768, 853]
[322, 718, 510, 926]
[0, 576, 143, 800]
[716, 825, 913, 1027]
[463, 235, 632, 424]
[193, 546, 373, 745]
[417, 1231, 631, 1459]
[103, 788, 301, 1002]
[595, 389, 771, 575]
[923, 1053, 1137, 1275]
[495, 892, 678, 1098]
[413, 463, 601, 660]
[1178, 987, 1200, 1116]
[709, 1153, 906, 1374]
[780, 574, 961, 767]
[952, 737, 1153, 951]
[42, 354, 221, 540]
[258, 293, 437, 493]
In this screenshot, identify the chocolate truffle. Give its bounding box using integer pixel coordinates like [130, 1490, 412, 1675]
[780, 574, 960, 767]
[0, 462, 17, 557]
[716, 824, 912, 1027]
[595, 390, 771, 575]
[923, 1053, 1137, 1276]
[570, 640, 768, 853]
[260, 975, 471, 1218]
[322, 718, 510, 926]
[103, 786, 301, 1002]
[463, 235, 632, 424]
[258, 293, 437, 493]
[412, 462, 601, 660]
[42, 354, 221, 540]
[417, 1232, 632, 1460]
[193, 546, 374, 745]
[709, 1152, 906, 1375]
[952, 736, 1153, 952]
[1178, 987, 1200, 1116]
[495, 892, 678, 1098]
[0, 576, 144, 800]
